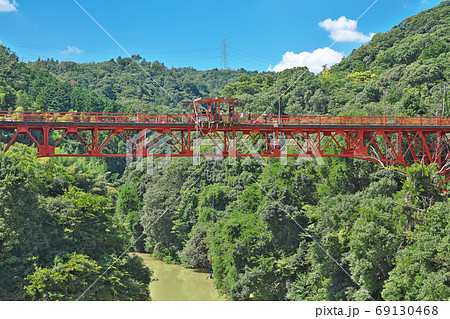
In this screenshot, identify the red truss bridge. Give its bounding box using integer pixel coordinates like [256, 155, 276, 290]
[1, 97, 450, 181]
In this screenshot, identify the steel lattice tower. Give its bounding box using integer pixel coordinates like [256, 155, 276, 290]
[221, 39, 229, 70]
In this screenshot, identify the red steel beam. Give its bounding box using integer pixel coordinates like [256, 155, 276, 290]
[2, 111, 450, 181]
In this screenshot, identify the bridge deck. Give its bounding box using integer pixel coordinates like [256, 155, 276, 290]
[3, 121, 450, 131]
[2, 111, 450, 127]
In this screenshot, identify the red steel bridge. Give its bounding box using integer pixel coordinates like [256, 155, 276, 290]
[1, 97, 450, 181]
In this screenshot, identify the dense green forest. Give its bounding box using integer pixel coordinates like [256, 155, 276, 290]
[29, 57, 259, 114]
[0, 144, 150, 300]
[1, 1, 449, 301]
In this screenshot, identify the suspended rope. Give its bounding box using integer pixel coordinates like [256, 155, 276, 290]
[207, 148, 216, 279]
[194, 112, 213, 165]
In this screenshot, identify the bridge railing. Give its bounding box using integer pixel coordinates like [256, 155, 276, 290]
[1, 111, 450, 127]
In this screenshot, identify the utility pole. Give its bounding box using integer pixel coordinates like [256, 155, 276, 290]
[137, 85, 141, 122]
[383, 89, 388, 164]
[441, 81, 448, 117]
[276, 85, 281, 125]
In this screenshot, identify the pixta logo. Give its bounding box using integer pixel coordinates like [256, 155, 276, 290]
[126, 130, 324, 175]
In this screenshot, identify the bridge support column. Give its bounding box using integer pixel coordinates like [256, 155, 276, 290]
[38, 127, 55, 156]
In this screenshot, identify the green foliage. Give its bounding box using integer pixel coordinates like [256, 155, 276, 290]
[24, 253, 151, 301]
[420, 40, 450, 60]
[115, 179, 144, 251]
[346, 198, 398, 300]
[348, 71, 377, 83]
[0, 46, 123, 114]
[140, 158, 203, 261]
[0, 145, 151, 300]
[43, 186, 124, 259]
[382, 200, 450, 301]
[221, 74, 275, 97]
[115, 155, 449, 302]
[29, 57, 259, 113]
[0, 146, 51, 299]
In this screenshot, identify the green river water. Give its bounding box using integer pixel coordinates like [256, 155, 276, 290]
[135, 253, 227, 301]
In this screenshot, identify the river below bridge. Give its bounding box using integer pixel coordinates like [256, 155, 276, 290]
[135, 253, 227, 301]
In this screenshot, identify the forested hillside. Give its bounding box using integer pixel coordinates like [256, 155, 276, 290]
[30, 57, 259, 113]
[1, 1, 449, 301]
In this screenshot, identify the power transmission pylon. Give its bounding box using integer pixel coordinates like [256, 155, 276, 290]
[221, 39, 230, 70]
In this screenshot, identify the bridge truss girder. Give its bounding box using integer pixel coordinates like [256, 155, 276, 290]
[1, 123, 450, 181]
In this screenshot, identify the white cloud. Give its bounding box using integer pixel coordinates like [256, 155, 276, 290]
[0, 0, 17, 12]
[63, 45, 83, 55]
[269, 48, 344, 73]
[319, 16, 374, 43]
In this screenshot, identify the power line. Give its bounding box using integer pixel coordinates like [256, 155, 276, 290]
[72, 0, 179, 106]
[3, 39, 219, 56]
[165, 56, 221, 63]
[254, 0, 380, 123]
[230, 56, 267, 71]
[77, 172, 205, 300]
[144, 48, 219, 54]
[231, 51, 272, 66]
[229, 47, 275, 64]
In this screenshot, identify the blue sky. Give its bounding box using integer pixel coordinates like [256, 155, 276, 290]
[0, 0, 444, 72]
